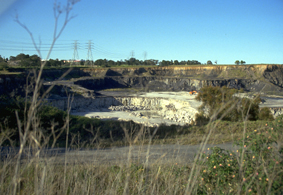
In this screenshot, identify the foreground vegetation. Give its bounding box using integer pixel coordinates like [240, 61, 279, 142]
[0, 89, 282, 194]
[0, 94, 276, 147]
[0, 111, 282, 194]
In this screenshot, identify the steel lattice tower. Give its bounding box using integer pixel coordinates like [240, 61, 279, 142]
[85, 40, 94, 66]
[72, 40, 79, 64]
[143, 51, 147, 61]
[130, 50, 135, 58]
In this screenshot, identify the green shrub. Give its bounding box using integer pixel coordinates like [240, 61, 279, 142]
[259, 107, 274, 121]
[194, 112, 210, 126]
[195, 86, 264, 122]
[0, 62, 8, 70]
[198, 120, 283, 194]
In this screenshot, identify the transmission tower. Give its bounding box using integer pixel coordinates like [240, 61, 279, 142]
[143, 51, 147, 61]
[130, 50, 135, 58]
[72, 40, 79, 65]
[85, 40, 94, 66]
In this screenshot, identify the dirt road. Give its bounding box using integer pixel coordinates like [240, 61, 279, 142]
[1, 142, 239, 165]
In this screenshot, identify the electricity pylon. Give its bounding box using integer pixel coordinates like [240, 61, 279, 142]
[72, 40, 79, 65]
[85, 40, 93, 66]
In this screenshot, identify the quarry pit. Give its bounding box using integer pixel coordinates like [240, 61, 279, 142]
[46, 90, 283, 127]
[2, 64, 283, 126]
[48, 91, 201, 127]
[38, 64, 283, 126]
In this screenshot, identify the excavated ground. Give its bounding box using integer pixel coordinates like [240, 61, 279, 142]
[35, 65, 283, 126]
[71, 91, 202, 127]
[68, 90, 283, 127]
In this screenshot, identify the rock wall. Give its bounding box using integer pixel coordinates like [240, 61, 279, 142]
[78, 64, 283, 92]
[0, 74, 27, 96]
[46, 96, 194, 111]
[263, 65, 283, 88]
[269, 107, 283, 118]
[75, 77, 264, 92]
[45, 96, 123, 111]
[46, 95, 199, 124]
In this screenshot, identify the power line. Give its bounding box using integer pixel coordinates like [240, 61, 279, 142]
[0, 38, 129, 60]
[0, 39, 72, 46]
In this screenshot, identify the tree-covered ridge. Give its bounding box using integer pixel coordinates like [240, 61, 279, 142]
[4, 52, 251, 68]
[5, 53, 204, 68]
[8, 53, 66, 68]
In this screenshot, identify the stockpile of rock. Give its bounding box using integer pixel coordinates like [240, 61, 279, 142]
[269, 107, 283, 118]
[129, 112, 144, 117]
[108, 105, 148, 112]
[162, 104, 198, 124]
[108, 103, 198, 125]
[163, 111, 193, 124]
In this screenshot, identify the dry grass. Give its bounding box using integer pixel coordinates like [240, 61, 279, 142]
[1, 116, 282, 194]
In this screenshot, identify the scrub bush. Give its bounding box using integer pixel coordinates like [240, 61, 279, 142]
[198, 119, 283, 194]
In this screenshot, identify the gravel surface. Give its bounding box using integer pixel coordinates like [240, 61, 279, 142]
[1, 142, 239, 165]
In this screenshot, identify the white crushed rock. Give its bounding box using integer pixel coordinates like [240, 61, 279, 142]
[72, 91, 202, 127]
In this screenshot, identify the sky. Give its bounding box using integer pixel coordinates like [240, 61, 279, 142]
[0, 0, 283, 64]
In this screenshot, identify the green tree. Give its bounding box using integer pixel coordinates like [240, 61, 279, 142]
[235, 60, 240, 65]
[48, 59, 57, 67]
[0, 61, 8, 70]
[240, 60, 246, 65]
[108, 60, 115, 66]
[174, 60, 179, 65]
[30, 54, 41, 67]
[0, 55, 4, 62]
[258, 107, 274, 121]
[207, 60, 213, 65]
[160, 60, 169, 66]
[94, 59, 105, 66]
[20, 59, 32, 67]
[9, 56, 16, 61]
[16, 53, 29, 60]
[195, 86, 265, 122]
[189, 60, 201, 65]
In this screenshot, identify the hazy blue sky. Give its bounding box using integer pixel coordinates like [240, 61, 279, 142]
[0, 0, 283, 64]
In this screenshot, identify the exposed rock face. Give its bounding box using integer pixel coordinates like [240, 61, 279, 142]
[263, 65, 283, 88]
[0, 74, 26, 96]
[269, 108, 283, 118]
[46, 96, 123, 111]
[72, 64, 283, 92]
[75, 77, 262, 92]
[46, 94, 199, 126]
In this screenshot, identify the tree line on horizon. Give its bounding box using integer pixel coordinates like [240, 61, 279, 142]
[0, 53, 246, 69]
